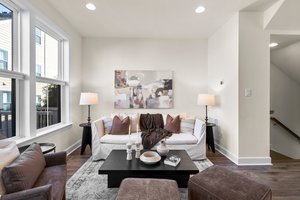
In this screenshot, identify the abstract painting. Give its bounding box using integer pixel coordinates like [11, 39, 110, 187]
[114, 70, 173, 109]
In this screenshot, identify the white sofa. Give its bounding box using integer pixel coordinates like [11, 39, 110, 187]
[91, 114, 206, 161]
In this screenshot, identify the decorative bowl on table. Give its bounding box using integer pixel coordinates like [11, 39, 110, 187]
[140, 151, 161, 165]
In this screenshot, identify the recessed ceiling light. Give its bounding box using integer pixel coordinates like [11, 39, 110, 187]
[195, 6, 206, 14]
[269, 42, 278, 48]
[86, 3, 96, 11]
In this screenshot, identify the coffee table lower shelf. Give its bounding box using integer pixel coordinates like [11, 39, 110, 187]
[98, 150, 199, 188]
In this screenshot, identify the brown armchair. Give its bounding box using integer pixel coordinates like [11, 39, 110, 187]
[1, 144, 66, 200]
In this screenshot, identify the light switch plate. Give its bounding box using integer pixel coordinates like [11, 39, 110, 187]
[245, 88, 252, 97]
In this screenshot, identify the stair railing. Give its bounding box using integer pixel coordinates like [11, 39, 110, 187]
[270, 117, 300, 141]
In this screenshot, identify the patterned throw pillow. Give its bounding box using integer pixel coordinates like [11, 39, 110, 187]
[164, 114, 181, 133]
[102, 117, 113, 134]
[110, 116, 130, 135]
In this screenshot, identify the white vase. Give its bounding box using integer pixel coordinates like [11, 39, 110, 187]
[157, 140, 169, 156]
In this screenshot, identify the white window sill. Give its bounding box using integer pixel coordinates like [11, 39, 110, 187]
[16, 122, 73, 146]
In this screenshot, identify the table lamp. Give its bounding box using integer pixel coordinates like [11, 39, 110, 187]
[80, 92, 99, 124]
[197, 94, 215, 124]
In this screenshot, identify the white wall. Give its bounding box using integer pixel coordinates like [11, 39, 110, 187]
[208, 12, 271, 165]
[208, 13, 239, 160]
[82, 38, 208, 119]
[270, 63, 300, 158]
[20, 0, 83, 152]
[238, 12, 270, 163]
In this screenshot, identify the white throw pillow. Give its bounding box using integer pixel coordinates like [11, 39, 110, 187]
[0, 140, 20, 195]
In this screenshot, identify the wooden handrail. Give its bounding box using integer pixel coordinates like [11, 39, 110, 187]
[271, 117, 300, 141]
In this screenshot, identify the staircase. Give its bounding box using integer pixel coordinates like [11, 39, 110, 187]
[270, 117, 300, 159]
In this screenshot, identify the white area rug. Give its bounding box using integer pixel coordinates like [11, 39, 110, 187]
[66, 157, 213, 200]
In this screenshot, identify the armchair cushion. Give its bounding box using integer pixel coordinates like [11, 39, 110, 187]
[34, 165, 66, 200]
[1, 143, 46, 194]
[1, 184, 52, 200]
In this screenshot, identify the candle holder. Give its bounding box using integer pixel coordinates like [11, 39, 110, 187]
[126, 142, 132, 160]
[135, 141, 141, 159]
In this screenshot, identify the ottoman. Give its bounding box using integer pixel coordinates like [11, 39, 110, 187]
[116, 178, 180, 200]
[188, 165, 272, 200]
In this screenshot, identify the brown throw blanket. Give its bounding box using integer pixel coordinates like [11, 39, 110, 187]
[140, 113, 172, 149]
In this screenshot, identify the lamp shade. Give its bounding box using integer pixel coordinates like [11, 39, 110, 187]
[80, 92, 99, 105]
[197, 94, 215, 106]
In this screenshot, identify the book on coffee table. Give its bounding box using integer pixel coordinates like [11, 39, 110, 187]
[164, 154, 181, 167]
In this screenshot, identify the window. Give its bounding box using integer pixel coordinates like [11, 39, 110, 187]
[36, 64, 42, 76]
[0, 49, 8, 70]
[0, 3, 13, 71]
[0, 77, 15, 138]
[36, 82, 61, 129]
[35, 27, 41, 45]
[35, 27, 59, 79]
[35, 25, 65, 130]
[0, 0, 69, 141]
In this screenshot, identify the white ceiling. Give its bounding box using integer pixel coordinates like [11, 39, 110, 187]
[46, 0, 259, 38]
[267, 0, 300, 84]
[271, 34, 300, 50]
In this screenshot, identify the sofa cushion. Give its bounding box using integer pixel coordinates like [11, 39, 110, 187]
[101, 133, 141, 144]
[164, 114, 180, 133]
[1, 143, 46, 194]
[0, 140, 20, 195]
[110, 116, 130, 135]
[34, 165, 66, 200]
[165, 133, 198, 145]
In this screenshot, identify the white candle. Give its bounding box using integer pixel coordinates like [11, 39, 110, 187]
[128, 124, 131, 135]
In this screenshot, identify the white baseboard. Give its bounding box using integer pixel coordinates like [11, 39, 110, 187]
[215, 143, 272, 166]
[215, 143, 239, 164]
[65, 139, 81, 156]
[237, 157, 272, 166]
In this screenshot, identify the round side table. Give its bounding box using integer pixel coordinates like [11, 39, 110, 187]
[79, 123, 92, 155]
[18, 143, 56, 154]
[206, 123, 216, 153]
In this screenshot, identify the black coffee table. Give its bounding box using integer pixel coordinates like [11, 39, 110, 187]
[98, 150, 199, 188]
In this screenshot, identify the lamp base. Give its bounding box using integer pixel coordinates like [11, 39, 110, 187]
[205, 105, 208, 124]
[87, 105, 91, 124]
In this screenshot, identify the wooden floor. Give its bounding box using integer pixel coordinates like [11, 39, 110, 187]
[67, 147, 300, 200]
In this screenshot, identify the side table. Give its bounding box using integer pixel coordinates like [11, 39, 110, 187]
[79, 123, 92, 155]
[206, 123, 216, 153]
[18, 143, 56, 154]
